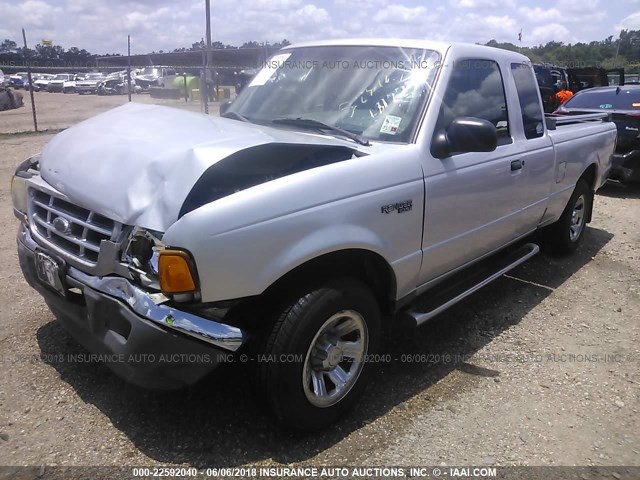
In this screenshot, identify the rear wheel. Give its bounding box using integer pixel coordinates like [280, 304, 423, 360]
[257, 279, 380, 431]
[542, 180, 592, 255]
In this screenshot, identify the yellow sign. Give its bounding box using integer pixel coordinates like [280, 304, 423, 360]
[41, 40, 53, 46]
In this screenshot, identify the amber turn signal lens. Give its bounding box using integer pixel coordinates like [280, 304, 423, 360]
[158, 250, 197, 293]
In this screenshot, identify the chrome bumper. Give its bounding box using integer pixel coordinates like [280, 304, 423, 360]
[69, 267, 246, 352]
[19, 223, 246, 352]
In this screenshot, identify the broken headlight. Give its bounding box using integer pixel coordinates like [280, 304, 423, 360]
[122, 227, 164, 290]
[122, 228, 200, 302]
[12, 154, 41, 215]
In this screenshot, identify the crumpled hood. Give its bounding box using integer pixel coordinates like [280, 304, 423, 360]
[40, 102, 370, 231]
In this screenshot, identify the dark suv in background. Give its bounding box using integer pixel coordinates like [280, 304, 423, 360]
[555, 85, 640, 184]
[534, 64, 569, 113]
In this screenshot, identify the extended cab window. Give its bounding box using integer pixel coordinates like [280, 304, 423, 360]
[435, 59, 510, 145]
[511, 63, 544, 139]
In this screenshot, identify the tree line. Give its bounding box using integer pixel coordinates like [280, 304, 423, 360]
[0, 38, 291, 67]
[485, 30, 640, 70]
[1, 31, 638, 70]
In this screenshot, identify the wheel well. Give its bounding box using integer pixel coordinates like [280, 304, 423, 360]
[579, 163, 597, 222]
[262, 249, 397, 314]
[580, 163, 597, 192]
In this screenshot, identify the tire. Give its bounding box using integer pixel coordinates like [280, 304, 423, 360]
[542, 180, 592, 255]
[257, 278, 380, 431]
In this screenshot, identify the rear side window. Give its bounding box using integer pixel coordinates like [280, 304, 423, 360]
[511, 63, 544, 139]
[564, 88, 640, 110]
[435, 59, 510, 143]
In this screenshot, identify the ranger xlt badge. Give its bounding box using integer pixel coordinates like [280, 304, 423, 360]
[381, 200, 412, 214]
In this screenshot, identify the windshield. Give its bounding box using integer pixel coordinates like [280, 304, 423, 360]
[86, 73, 104, 79]
[565, 88, 640, 111]
[54, 74, 68, 80]
[139, 68, 159, 76]
[227, 45, 441, 143]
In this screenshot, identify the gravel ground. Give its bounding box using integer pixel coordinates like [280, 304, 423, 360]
[0, 90, 210, 134]
[0, 131, 638, 474]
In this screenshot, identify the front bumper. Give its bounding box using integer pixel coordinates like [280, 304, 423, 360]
[610, 151, 640, 183]
[17, 223, 246, 389]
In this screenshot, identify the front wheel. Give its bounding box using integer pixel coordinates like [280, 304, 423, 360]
[542, 180, 592, 255]
[257, 279, 380, 431]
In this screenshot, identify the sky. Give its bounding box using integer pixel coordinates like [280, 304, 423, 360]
[0, 0, 639, 55]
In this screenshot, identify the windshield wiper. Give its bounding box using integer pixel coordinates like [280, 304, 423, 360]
[221, 111, 251, 123]
[272, 117, 370, 146]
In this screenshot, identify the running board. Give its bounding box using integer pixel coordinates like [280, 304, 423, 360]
[404, 243, 540, 326]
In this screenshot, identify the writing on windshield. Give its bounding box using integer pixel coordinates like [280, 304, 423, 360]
[229, 45, 441, 143]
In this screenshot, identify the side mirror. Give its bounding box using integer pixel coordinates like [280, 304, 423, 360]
[219, 100, 233, 115]
[431, 117, 498, 159]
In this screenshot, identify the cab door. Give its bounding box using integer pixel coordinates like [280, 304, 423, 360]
[509, 62, 555, 229]
[418, 58, 530, 284]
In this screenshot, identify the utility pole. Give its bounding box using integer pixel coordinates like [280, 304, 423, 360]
[21, 28, 38, 132]
[127, 35, 132, 102]
[613, 30, 623, 69]
[203, 0, 212, 114]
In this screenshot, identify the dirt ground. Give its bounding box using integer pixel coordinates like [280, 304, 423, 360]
[0, 130, 638, 474]
[0, 90, 210, 134]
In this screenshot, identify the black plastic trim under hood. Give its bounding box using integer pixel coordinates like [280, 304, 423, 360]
[179, 143, 362, 218]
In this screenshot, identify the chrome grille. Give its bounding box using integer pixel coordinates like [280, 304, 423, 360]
[29, 189, 121, 264]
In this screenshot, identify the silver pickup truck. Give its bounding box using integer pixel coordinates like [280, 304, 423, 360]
[12, 40, 615, 430]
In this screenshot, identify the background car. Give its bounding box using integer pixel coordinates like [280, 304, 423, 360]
[75, 72, 106, 94]
[21, 73, 47, 91]
[62, 74, 84, 94]
[33, 73, 55, 91]
[8, 72, 29, 89]
[133, 66, 176, 91]
[46, 73, 74, 92]
[555, 85, 640, 184]
[97, 71, 139, 95]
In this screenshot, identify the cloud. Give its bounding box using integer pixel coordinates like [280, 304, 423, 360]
[449, 0, 516, 9]
[528, 23, 577, 45]
[519, 6, 606, 25]
[246, 0, 303, 11]
[373, 5, 429, 25]
[429, 13, 518, 44]
[0, 0, 634, 55]
[519, 7, 563, 23]
[556, 0, 600, 13]
[616, 11, 640, 31]
[0, 0, 63, 29]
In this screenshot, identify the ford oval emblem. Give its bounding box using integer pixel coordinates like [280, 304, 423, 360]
[52, 216, 72, 235]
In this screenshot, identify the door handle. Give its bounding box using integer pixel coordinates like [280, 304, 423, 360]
[511, 159, 524, 171]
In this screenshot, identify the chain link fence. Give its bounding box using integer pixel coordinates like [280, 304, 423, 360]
[0, 65, 250, 134]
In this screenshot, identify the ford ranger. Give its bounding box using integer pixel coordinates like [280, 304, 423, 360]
[12, 40, 616, 430]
